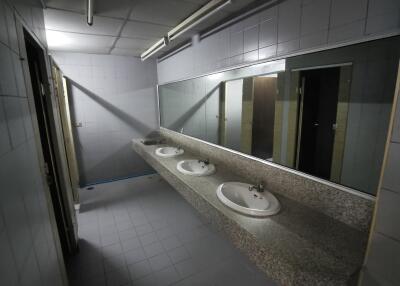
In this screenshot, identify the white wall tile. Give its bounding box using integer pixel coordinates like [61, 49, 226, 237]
[375, 188, 400, 240]
[0, 43, 18, 96]
[0, 98, 11, 157]
[277, 39, 299, 55]
[367, 0, 400, 17]
[366, 232, 400, 285]
[0, 0, 9, 46]
[301, 0, 330, 35]
[328, 20, 365, 43]
[0, 231, 19, 286]
[259, 18, 277, 48]
[330, 0, 368, 27]
[4, 2, 19, 54]
[229, 31, 244, 57]
[258, 45, 276, 60]
[382, 142, 400, 194]
[243, 50, 258, 63]
[243, 25, 259, 53]
[300, 30, 328, 49]
[277, 0, 301, 43]
[3, 97, 26, 147]
[392, 96, 400, 143]
[55, 53, 158, 185]
[366, 10, 400, 35]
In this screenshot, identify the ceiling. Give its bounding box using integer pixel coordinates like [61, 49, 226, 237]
[43, 0, 265, 58]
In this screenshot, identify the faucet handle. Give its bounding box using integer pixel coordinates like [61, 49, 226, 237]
[257, 183, 264, 192]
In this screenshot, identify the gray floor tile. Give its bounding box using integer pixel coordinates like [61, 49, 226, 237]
[135, 223, 154, 236]
[119, 227, 137, 242]
[124, 247, 146, 265]
[139, 231, 159, 246]
[128, 260, 152, 281]
[160, 235, 182, 251]
[148, 253, 172, 271]
[143, 241, 165, 258]
[69, 176, 275, 286]
[167, 245, 190, 264]
[121, 237, 141, 252]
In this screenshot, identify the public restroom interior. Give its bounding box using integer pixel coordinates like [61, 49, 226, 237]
[1, 0, 400, 285]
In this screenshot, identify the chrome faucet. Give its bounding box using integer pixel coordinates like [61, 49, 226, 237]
[248, 183, 264, 193]
[198, 159, 210, 165]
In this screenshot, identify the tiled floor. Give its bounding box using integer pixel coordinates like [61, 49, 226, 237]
[68, 174, 276, 286]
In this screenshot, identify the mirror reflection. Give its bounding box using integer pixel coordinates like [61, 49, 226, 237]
[159, 36, 400, 195]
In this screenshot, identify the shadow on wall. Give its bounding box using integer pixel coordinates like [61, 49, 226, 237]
[65, 79, 156, 186]
[68, 79, 156, 135]
[167, 84, 220, 132]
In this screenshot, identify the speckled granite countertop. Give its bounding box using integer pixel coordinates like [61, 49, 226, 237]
[132, 139, 368, 286]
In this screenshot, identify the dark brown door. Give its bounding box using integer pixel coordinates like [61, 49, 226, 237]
[252, 76, 277, 159]
[24, 30, 73, 257]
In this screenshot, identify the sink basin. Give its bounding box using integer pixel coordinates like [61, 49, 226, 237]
[216, 182, 280, 217]
[155, 146, 184, 158]
[141, 138, 165, 145]
[177, 160, 216, 176]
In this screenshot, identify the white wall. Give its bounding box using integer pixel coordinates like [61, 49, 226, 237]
[52, 52, 159, 186]
[157, 0, 400, 84]
[361, 73, 400, 285]
[0, 0, 66, 285]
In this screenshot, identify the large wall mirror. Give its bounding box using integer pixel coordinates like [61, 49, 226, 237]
[158, 36, 400, 195]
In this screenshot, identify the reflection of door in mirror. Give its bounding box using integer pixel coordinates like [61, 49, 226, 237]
[295, 66, 351, 181]
[224, 79, 244, 151]
[252, 75, 277, 160]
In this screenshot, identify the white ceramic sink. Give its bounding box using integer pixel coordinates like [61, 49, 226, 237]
[177, 159, 216, 176]
[216, 182, 280, 217]
[155, 146, 184, 158]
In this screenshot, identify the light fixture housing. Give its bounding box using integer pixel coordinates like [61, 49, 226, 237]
[140, 37, 169, 61]
[87, 0, 93, 26]
[140, 0, 231, 61]
[168, 0, 231, 41]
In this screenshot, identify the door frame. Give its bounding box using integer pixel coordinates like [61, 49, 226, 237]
[14, 13, 74, 285]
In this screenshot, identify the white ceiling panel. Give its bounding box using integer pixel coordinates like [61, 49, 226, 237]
[44, 0, 133, 18]
[44, 0, 84, 13]
[129, 0, 201, 26]
[121, 21, 172, 39]
[43, 0, 264, 56]
[110, 47, 142, 57]
[115, 37, 156, 50]
[44, 9, 124, 36]
[46, 30, 115, 53]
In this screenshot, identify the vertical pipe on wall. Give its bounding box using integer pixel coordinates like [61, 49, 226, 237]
[87, 0, 93, 26]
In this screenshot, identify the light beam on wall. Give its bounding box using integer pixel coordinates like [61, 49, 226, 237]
[46, 30, 73, 48]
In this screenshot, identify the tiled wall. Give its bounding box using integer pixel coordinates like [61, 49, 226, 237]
[52, 52, 159, 186]
[362, 85, 400, 285]
[157, 0, 400, 84]
[0, 0, 65, 285]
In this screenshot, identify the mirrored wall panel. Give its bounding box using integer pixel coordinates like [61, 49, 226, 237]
[159, 36, 400, 195]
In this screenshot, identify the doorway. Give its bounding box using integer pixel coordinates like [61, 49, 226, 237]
[296, 67, 341, 179]
[24, 29, 75, 258]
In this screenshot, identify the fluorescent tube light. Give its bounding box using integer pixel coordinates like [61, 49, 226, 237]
[168, 0, 231, 41]
[141, 37, 168, 61]
[87, 0, 93, 26]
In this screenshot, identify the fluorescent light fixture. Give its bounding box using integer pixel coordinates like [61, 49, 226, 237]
[46, 30, 73, 48]
[87, 0, 93, 26]
[141, 37, 168, 61]
[168, 0, 231, 41]
[141, 0, 231, 61]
